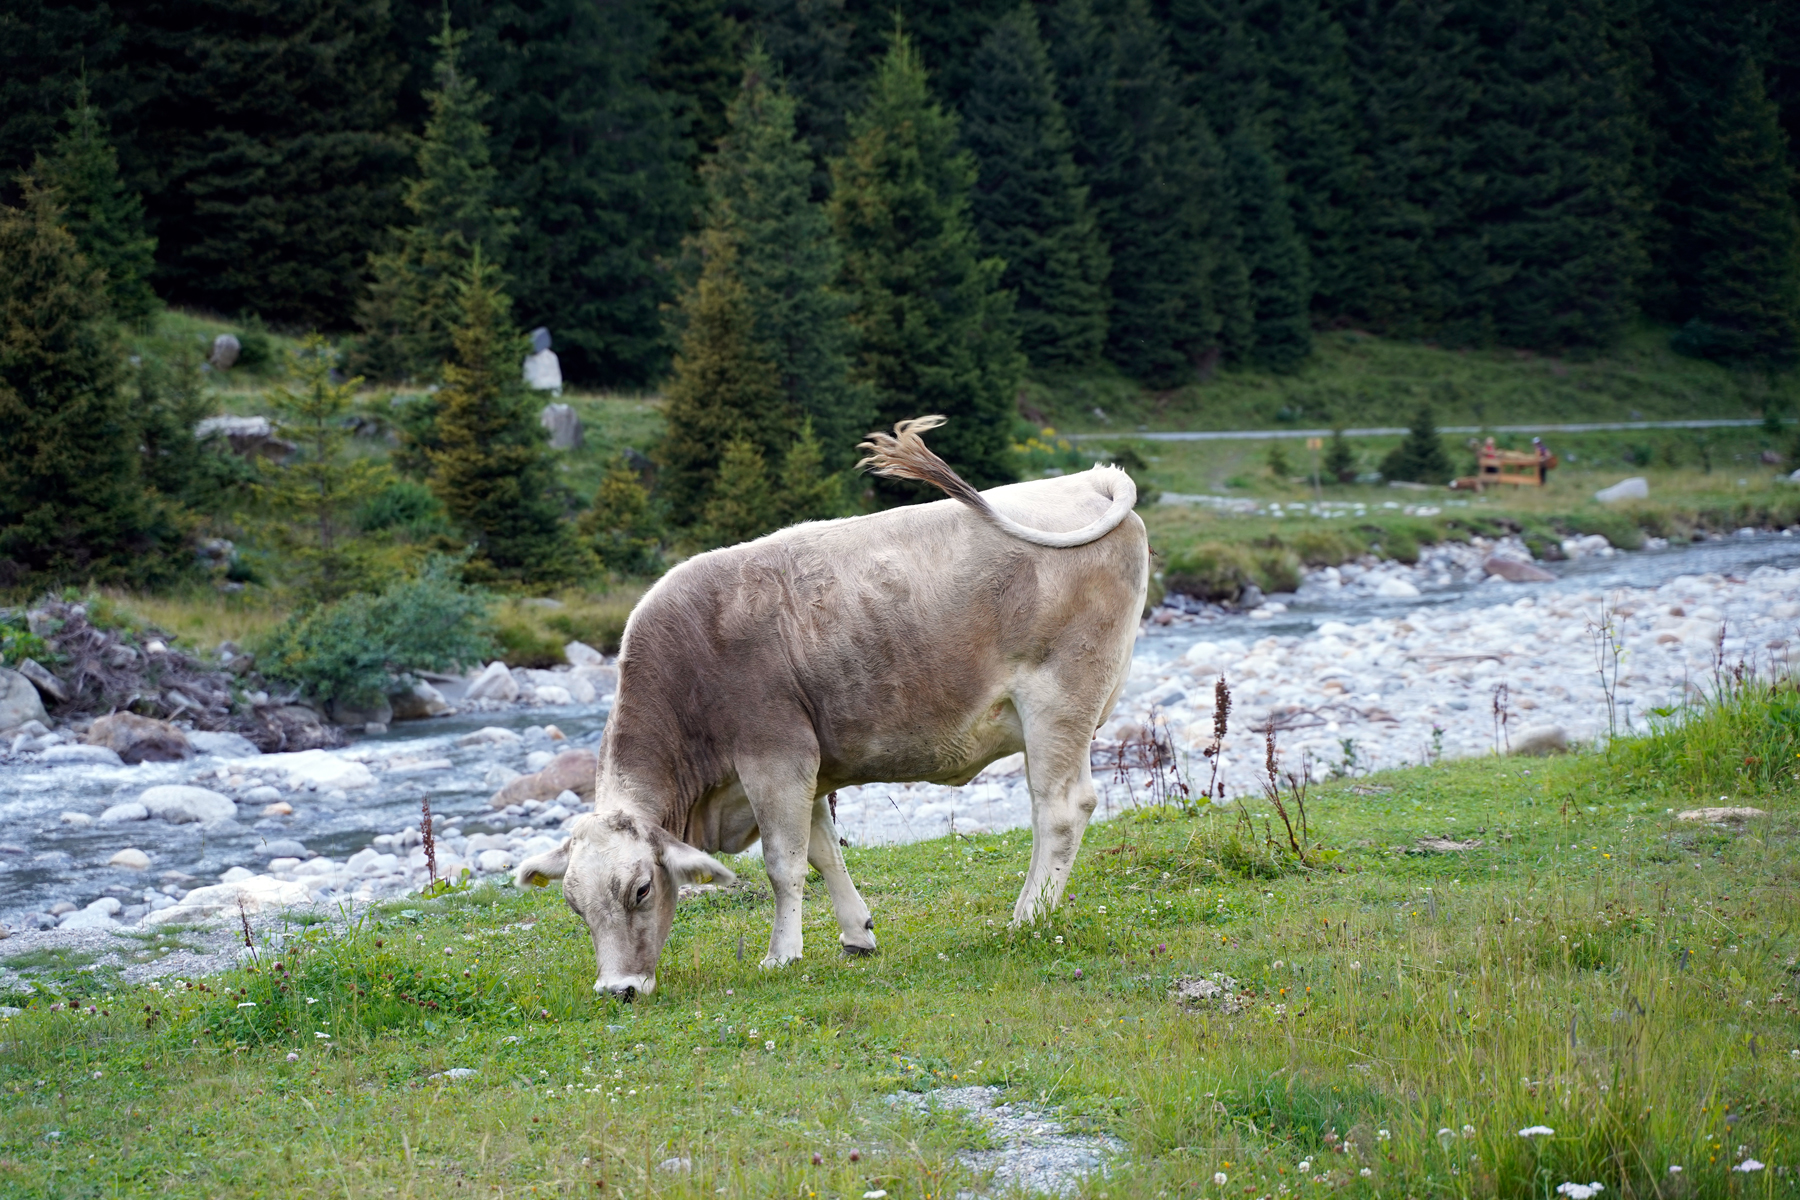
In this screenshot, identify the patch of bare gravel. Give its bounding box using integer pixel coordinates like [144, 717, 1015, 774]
[888, 1085, 1122, 1196]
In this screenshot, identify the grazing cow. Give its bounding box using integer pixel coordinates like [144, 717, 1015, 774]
[516, 417, 1147, 997]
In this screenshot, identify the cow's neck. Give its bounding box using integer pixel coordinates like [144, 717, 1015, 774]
[594, 706, 706, 832]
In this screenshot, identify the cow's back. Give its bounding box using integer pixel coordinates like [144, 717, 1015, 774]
[608, 470, 1147, 803]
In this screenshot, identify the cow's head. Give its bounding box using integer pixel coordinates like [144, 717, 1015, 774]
[514, 811, 735, 999]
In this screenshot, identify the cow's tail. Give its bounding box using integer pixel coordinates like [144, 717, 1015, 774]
[856, 415, 1137, 549]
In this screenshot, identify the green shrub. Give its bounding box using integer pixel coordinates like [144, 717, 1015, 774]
[257, 558, 494, 705]
[1620, 675, 1800, 800]
[358, 478, 453, 539]
[0, 610, 49, 667]
[1164, 542, 1257, 601]
[1288, 527, 1365, 566]
[493, 616, 565, 669]
[1561, 508, 1646, 550]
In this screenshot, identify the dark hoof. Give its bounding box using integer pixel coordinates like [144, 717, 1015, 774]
[841, 943, 877, 958]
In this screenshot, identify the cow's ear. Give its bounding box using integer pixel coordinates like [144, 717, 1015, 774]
[515, 840, 572, 888]
[657, 838, 737, 888]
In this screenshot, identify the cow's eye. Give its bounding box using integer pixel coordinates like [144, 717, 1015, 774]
[635, 881, 652, 904]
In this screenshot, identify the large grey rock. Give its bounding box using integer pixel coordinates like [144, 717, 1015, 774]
[195, 415, 297, 461]
[564, 640, 603, 667]
[465, 661, 521, 703]
[326, 694, 393, 728]
[109, 848, 151, 870]
[490, 748, 597, 809]
[188, 730, 261, 758]
[1484, 556, 1556, 583]
[86, 711, 194, 764]
[1594, 476, 1648, 503]
[0, 668, 48, 732]
[524, 350, 564, 395]
[539, 402, 581, 448]
[138, 785, 237, 824]
[256, 838, 309, 859]
[1510, 725, 1568, 756]
[42, 744, 124, 766]
[17, 658, 67, 704]
[209, 333, 241, 369]
[389, 680, 451, 721]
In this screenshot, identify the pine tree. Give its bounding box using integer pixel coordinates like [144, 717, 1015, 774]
[1379, 404, 1455, 484]
[963, 5, 1111, 369]
[453, 0, 695, 386]
[1671, 53, 1800, 364]
[260, 337, 395, 603]
[358, 14, 515, 384]
[1339, 0, 1480, 339]
[829, 32, 1022, 493]
[578, 453, 664, 575]
[773, 418, 846, 525]
[1225, 124, 1312, 369]
[650, 0, 743, 157]
[428, 252, 589, 585]
[1097, 0, 1241, 385]
[703, 47, 869, 469]
[35, 77, 158, 325]
[653, 233, 791, 530]
[746, 0, 864, 195]
[88, 0, 412, 327]
[0, 178, 166, 586]
[1459, 0, 1647, 350]
[699, 438, 781, 547]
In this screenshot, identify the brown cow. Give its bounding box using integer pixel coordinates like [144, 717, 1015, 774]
[516, 417, 1146, 997]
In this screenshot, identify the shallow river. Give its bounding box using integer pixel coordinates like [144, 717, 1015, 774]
[2, 530, 1797, 928]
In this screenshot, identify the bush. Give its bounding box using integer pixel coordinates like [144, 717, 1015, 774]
[0, 610, 49, 667]
[358, 478, 453, 540]
[1620, 674, 1800, 800]
[257, 558, 494, 705]
[1164, 542, 1257, 601]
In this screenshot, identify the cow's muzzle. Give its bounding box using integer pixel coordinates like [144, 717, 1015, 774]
[595, 974, 655, 1000]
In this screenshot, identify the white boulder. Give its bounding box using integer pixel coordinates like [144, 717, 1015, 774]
[564, 641, 603, 667]
[465, 661, 521, 702]
[99, 802, 149, 823]
[461, 726, 523, 747]
[41, 744, 124, 766]
[144, 875, 312, 925]
[249, 749, 375, 790]
[0, 668, 48, 733]
[108, 848, 151, 870]
[1594, 477, 1648, 503]
[1375, 577, 1421, 598]
[534, 685, 573, 706]
[138, 785, 237, 824]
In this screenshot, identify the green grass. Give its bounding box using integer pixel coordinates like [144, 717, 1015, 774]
[1, 691, 1795, 1197]
[1023, 321, 1799, 435]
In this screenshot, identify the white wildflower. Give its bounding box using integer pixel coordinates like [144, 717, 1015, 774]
[1359, 1169, 1372, 1178]
[1214, 1173, 1228, 1186]
[1518, 1126, 1555, 1138]
[1735, 1160, 1764, 1173]
[1555, 1182, 1603, 1199]
[1298, 1161, 1311, 1173]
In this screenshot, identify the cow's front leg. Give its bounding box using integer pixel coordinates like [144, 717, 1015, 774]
[808, 793, 875, 955]
[741, 756, 818, 969]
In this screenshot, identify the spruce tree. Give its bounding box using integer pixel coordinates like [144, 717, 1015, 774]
[1379, 404, 1454, 484]
[1097, 0, 1241, 385]
[452, 0, 695, 385]
[963, 5, 1111, 369]
[358, 15, 515, 384]
[829, 32, 1022, 493]
[1322, 425, 1356, 483]
[0, 178, 164, 586]
[774, 418, 846, 526]
[1338, 0, 1479, 338]
[1672, 54, 1800, 364]
[90, 0, 412, 327]
[1459, 0, 1647, 350]
[579, 453, 664, 575]
[428, 252, 589, 585]
[651, 0, 743, 156]
[1225, 124, 1311, 370]
[699, 438, 781, 547]
[654, 233, 791, 530]
[260, 337, 394, 603]
[35, 78, 158, 325]
[746, 0, 864, 195]
[703, 47, 868, 469]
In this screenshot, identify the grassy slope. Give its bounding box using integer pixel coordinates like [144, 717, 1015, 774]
[2, 693, 1794, 1198]
[1024, 322, 1799, 435]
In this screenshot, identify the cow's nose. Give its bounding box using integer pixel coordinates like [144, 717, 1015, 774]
[607, 984, 637, 1001]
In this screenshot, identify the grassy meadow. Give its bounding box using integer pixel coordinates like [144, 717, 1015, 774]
[1, 681, 1795, 1198]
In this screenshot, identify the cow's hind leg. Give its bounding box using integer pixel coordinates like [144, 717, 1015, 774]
[1012, 704, 1102, 926]
[741, 754, 821, 969]
[808, 794, 876, 955]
